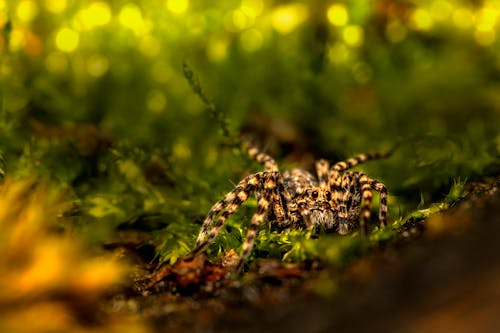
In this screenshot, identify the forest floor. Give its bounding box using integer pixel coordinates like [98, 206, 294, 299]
[108, 175, 500, 333]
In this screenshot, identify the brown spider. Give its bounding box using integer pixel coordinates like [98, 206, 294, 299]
[193, 144, 390, 268]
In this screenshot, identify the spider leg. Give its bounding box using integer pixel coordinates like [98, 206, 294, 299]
[329, 169, 342, 207]
[315, 159, 330, 188]
[359, 173, 388, 231]
[332, 151, 390, 172]
[246, 145, 279, 172]
[336, 172, 357, 234]
[359, 173, 373, 235]
[238, 173, 277, 269]
[270, 177, 288, 225]
[193, 172, 264, 253]
[246, 143, 287, 225]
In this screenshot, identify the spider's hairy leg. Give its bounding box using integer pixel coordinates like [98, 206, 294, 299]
[358, 173, 388, 233]
[193, 172, 263, 253]
[336, 172, 360, 235]
[246, 145, 279, 172]
[238, 173, 277, 269]
[315, 159, 330, 188]
[359, 173, 373, 235]
[332, 151, 391, 172]
[370, 177, 388, 227]
[329, 169, 342, 206]
[271, 180, 288, 225]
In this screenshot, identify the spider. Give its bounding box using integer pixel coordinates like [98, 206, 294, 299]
[192, 144, 390, 269]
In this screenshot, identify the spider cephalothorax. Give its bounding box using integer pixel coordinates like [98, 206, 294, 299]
[192, 144, 389, 268]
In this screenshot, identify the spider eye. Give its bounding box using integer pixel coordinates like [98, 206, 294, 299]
[298, 202, 307, 210]
[325, 191, 331, 200]
[311, 190, 318, 199]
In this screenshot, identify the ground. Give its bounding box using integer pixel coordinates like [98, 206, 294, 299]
[107, 175, 500, 333]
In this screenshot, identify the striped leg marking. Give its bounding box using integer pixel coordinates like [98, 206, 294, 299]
[247, 146, 278, 172]
[359, 174, 388, 229]
[238, 192, 272, 268]
[329, 170, 342, 207]
[238, 173, 277, 268]
[315, 159, 330, 188]
[194, 172, 264, 252]
[359, 173, 373, 235]
[332, 151, 390, 172]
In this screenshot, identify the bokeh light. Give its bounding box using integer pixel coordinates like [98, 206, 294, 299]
[139, 35, 161, 57]
[77, 2, 111, 30]
[474, 25, 496, 46]
[44, 0, 67, 14]
[166, 0, 189, 15]
[328, 42, 350, 64]
[240, 28, 263, 52]
[9, 29, 26, 52]
[55, 27, 79, 53]
[411, 8, 434, 31]
[119, 3, 149, 35]
[271, 3, 308, 35]
[430, 0, 453, 22]
[225, 9, 253, 32]
[452, 7, 475, 29]
[207, 37, 229, 62]
[327, 3, 349, 26]
[241, 0, 264, 18]
[343, 25, 364, 47]
[16, 0, 38, 23]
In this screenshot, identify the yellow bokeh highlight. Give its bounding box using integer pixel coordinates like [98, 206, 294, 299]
[411, 8, 434, 30]
[477, 6, 499, 29]
[452, 7, 475, 29]
[241, 0, 264, 18]
[327, 3, 349, 26]
[240, 28, 263, 52]
[343, 25, 364, 47]
[430, 0, 453, 22]
[9, 29, 26, 52]
[139, 35, 161, 57]
[207, 37, 229, 62]
[78, 2, 111, 29]
[271, 3, 308, 35]
[55, 28, 79, 53]
[166, 0, 189, 14]
[231, 9, 253, 30]
[328, 42, 350, 64]
[474, 25, 496, 46]
[119, 3, 148, 35]
[16, 0, 38, 23]
[44, 0, 67, 14]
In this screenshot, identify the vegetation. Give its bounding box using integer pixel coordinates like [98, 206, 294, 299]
[0, 0, 498, 331]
